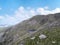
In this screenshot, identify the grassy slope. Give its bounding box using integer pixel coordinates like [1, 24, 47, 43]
[22, 27, 60, 45]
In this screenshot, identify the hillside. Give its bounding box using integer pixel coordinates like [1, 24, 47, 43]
[0, 13, 60, 45]
[24, 27, 60, 45]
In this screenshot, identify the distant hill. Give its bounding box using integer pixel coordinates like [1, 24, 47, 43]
[0, 13, 60, 45]
[0, 27, 6, 33]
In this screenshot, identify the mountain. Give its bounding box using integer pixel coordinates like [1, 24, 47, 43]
[0, 27, 7, 33]
[0, 13, 60, 45]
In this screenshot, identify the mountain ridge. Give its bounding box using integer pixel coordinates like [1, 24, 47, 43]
[0, 13, 60, 45]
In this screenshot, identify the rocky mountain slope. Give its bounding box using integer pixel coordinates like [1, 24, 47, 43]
[0, 13, 60, 45]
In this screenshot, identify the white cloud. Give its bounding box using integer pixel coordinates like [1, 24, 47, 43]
[0, 16, 4, 19]
[36, 7, 60, 15]
[0, 6, 60, 26]
[52, 8, 60, 14]
[36, 8, 45, 15]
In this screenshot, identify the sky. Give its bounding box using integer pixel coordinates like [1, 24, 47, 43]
[0, 0, 60, 27]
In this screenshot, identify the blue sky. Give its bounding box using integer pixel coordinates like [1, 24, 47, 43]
[0, 0, 60, 27]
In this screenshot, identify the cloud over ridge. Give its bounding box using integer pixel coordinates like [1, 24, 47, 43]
[0, 6, 60, 26]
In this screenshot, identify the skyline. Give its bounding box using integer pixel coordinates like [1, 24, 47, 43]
[0, 0, 60, 26]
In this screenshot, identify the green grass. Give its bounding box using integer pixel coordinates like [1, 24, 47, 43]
[24, 27, 60, 45]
